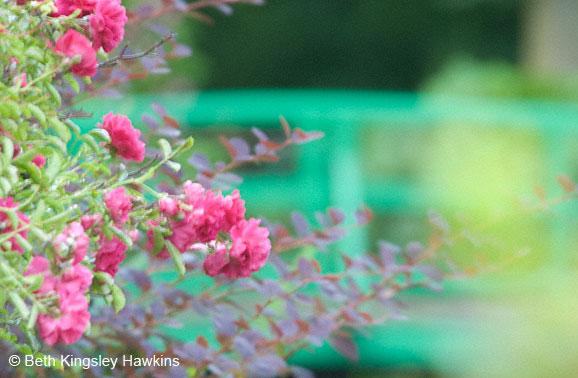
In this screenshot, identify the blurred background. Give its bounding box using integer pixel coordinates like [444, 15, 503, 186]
[104, 0, 578, 376]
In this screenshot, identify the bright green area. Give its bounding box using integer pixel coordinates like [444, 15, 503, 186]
[80, 90, 578, 377]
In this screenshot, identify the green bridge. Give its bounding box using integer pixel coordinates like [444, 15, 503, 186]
[82, 90, 578, 377]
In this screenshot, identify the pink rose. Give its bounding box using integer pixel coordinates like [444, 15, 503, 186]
[52, 0, 97, 16]
[90, 0, 127, 53]
[25, 257, 92, 345]
[98, 112, 145, 162]
[54, 222, 90, 264]
[159, 197, 180, 217]
[203, 218, 271, 278]
[104, 186, 133, 224]
[80, 213, 103, 231]
[94, 233, 128, 277]
[52, 30, 97, 77]
[147, 182, 249, 259]
[31, 154, 46, 167]
[0, 197, 29, 254]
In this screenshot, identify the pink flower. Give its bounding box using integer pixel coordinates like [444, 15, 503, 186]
[203, 218, 271, 278]
[0, 197, 29, 254]
[54, 222, 89, 264]
[104, 187, 133, 224]
[13, 73, 27, 88]
[52, 0, 97, 16]
[52, 30, 97, 77]
[98, 112, 145, 162]
[32, 154, 46, 167]
[80, 213, 102, 231]
[159, 197, 180, 217]
[90, 0, 127, 53]
[147, 182, 249, 259]
[25, 257, 92, 345]
[94, 233, 128, 277]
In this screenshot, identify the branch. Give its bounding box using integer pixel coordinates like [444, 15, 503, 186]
[97, 33, 176, 68]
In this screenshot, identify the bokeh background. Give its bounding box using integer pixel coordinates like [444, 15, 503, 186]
[98, 1, 578, 376]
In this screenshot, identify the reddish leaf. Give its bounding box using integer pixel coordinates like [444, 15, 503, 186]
[267, 318, 283, 338]
[557, 174, 576, 193]
[219, 135, 237, 160]
[197, 336, 209, 348]
[534, 185, 547, 201]
[162, 115, 180, 128]
[280, 115, 291, 138]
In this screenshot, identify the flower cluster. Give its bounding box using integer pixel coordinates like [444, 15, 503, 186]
[81, 187, 139, 278]
[147, 181, 271, 278]
[49, 0, 127, 77]
[25, 256, 92, 345]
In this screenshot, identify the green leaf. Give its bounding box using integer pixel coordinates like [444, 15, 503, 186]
[94, 271, 114, 285]
[63, 73, 79, 93]
[110, 227, 133, 249]
[27, 104, 46, 125]
[44, 151, 62, 186]
[45, 83, 62, 108]
[49, 117, 71, 143]
[165, 240, 186, 276]
[158, 138, 172, 158]
[22, 274, 44, 292]
[152, 227, 165, 256]
[111, 285, 126, 314]
[8, 292, 29, 318]
[1, 138, 13, 160]
[165, 160, 181, 173]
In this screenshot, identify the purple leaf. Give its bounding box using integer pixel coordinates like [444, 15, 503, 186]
[290, 366, 316, 378]
[328, 208, 345, 225]
[230, 137, 252, 161]
[189, 152, 211, 171]
[152, 102, 167, 118]
[291, 211, 310, 236]
[172, 0, 188, 11]
[251, 127, 269, 141]
[329, 334, 359, 362]
[233, 335, 256, 359]
[157, 127, 181, 139]
[315, 211, 330, 228]
[405, 241, 424, 261]
[212, 308, 237, 336]
[172, 44, 192, 57]
[148, 23, 173, 37]
[248, 354, 286, 378]
[298, 258, 314, 278]
[141, 114, 160, 129]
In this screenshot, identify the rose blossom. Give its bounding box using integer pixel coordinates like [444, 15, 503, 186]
[203, 218, 271, 278]
[54, 222, 89, 264]
[94, 230, 137, 277]
[159, 197, 180, 217]
[147, 182, 248, 258]
[32, 154, 46, 167]
[52, 30, 97, 77]
[25, 257, 92, 345]
[98, 112, 145, 162]
[80, 213, 103, 231]
[0, 197, 29, 254]
[104, 186, 133, 224]
[90, 0, 127, 53]
[52, 0, 97, 16]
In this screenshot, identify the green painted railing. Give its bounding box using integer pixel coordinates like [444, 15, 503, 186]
[81, 90, 578, 375]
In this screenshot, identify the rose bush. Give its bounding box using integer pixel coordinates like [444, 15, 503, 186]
[1, 0, 571, 376]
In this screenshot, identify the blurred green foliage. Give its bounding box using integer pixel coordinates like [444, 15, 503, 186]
[188, 0, 520, 90]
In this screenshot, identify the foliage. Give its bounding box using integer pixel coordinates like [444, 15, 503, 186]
[1, 0, 573, 377]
